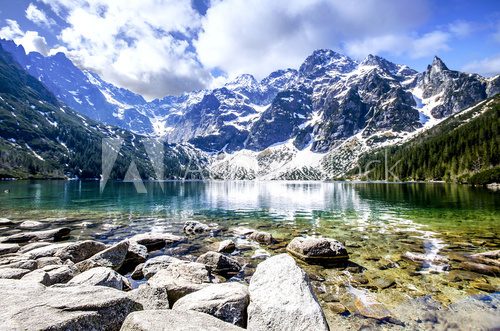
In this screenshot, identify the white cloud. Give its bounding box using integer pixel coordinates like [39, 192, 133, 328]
[448, 20, 473, 37]
[195, 0, 430, 79]
[0, 19, 23, 40]
[345, 30, 451, 60]
[39, 0, 210, 99]
[26, 3, 56, 28]
[0, 19, 50, 56]
[463, 54, 500, 77]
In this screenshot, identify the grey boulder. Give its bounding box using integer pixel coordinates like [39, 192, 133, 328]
[0, 279, 141, 330]
[142, 255, 180, 279]
[54, 240, 107, 263]
[173, 282, 249, 327]
[148, 261, 214, 304]
[75, 241, 129, 272]
[286, 237, 348, 264]
[0, 243, 19, 256]
[196, 251, 241, 277]
[1, 227, 71, 243]
[247, 254, 329, 331]
[67, 267, 129, 290]
[120, 309, 244, 331]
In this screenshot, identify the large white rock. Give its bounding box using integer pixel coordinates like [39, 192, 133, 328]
[67, 267, 128, 290]
[173, 282, 249, 327]
[54, 240, 107, 263]
[142, 255, 180, 279]
[120, 309, 244, 331]
[75, 241, 129, 272]
[148, 261, 214, 304]
[247, 254, 329, 331]
[0, 279, 141, 330]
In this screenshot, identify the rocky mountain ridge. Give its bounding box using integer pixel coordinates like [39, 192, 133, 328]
[1, 39, 499, 180]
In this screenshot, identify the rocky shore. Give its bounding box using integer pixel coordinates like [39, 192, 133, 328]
[0, 218, 498, 330]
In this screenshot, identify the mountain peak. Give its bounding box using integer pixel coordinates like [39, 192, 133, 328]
[225, 74, 259, 90]
[431, 56, 448, 71]
[299, 49, 356, 78]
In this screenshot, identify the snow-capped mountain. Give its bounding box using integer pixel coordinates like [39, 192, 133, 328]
[0, 39, 152, 133]
[2, 38, 498, 180]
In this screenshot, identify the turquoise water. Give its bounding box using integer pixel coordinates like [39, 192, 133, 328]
[0, 180, 498, 232]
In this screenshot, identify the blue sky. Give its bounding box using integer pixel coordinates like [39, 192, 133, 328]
[0, 0, 498, 99]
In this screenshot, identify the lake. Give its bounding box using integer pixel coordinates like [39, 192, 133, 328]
[0, 180, 499, 326]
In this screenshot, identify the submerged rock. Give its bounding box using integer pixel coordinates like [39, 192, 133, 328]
[0, 279, 141, 330]
[173, 282, 249, 327]
[183, 221, 213, 235]
[75, 241, 129, 272]
[248, 231, 274, 244]
[121, 309, 244, 331]
[148, 261, 214, 304]
[286, 237, 348, 264]
[196, 251, 241, 277]
[343, 287, 392, 320]
[247, 254, 329, 331]
[458, 261, 500, 276]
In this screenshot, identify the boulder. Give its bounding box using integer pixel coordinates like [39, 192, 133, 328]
[0, 243, 19, 256]
[21, 269, 51, 285]
[218, 240, 236, 253]
[286, 237, 348, 264]
[0, 267, 31, 279]
[142, 255, 181, 279]
[1, 227, 71, 243]
[121, 242, 148, 272]
[0, 255, 37, 270]
[36, 256, 63, 268]
[17, 242, 52, 253]
[54, 240, 107, 263]
[67, 267, 128, 290]
[121, 310, 244, 331]
[148, 261, 214, 304]
[0, 279, 141, 330]
[19, 220, 46, 230]
[0, 218, 15, 225]
[173, 282, 249, 327]
[248, 231, 274, 244]
[41, 265, 75, 285]
[75, 241, 129, 272]
[247, 254, 329, 331]
[196, 251, 241, 277]
[25, 243, 72, 259]
[128, 284, 170, 310]
[129, 232, 185, 251]
[131, 263, 144, 280]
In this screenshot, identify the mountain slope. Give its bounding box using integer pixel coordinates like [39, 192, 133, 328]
[0, 44, 206, 180]
[350, 95, 500, 183]
[0, 39, 152, 134]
